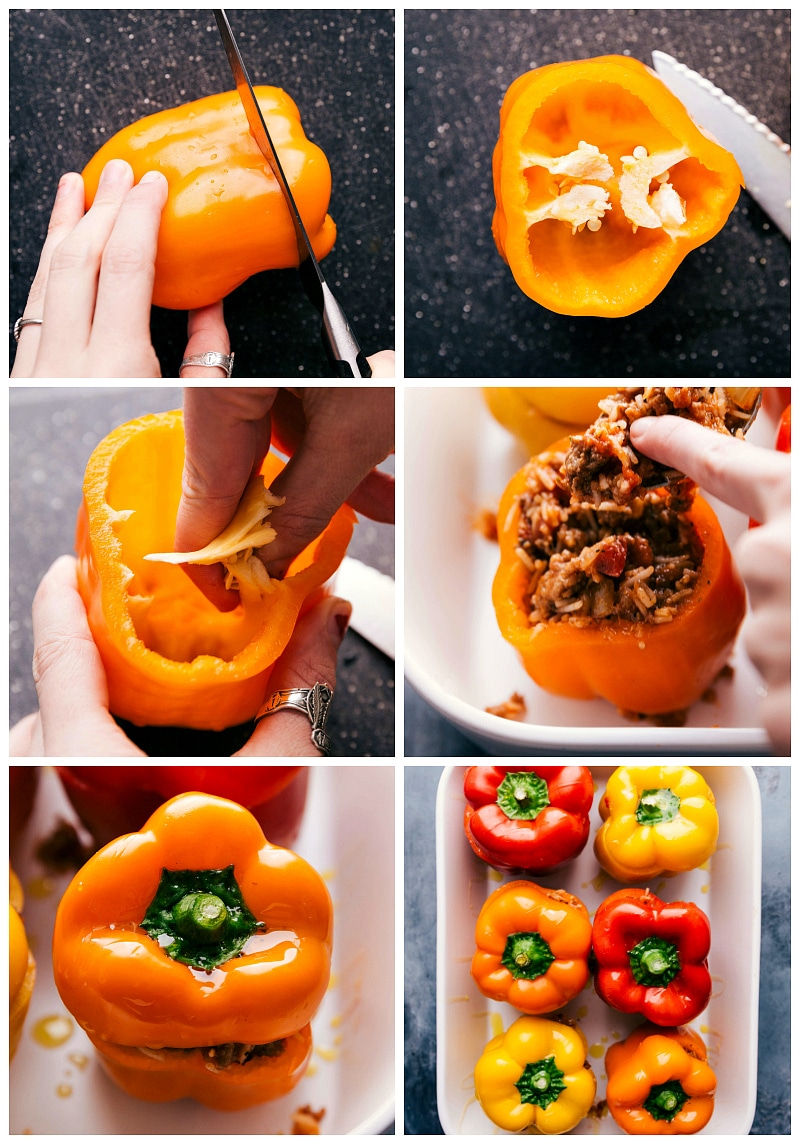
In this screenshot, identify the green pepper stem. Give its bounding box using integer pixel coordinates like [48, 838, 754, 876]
[173, 892, 229, 944]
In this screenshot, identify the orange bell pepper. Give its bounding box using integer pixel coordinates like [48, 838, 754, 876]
[82, 87, 336, 310]
[492, 56, 743, 317]
[605, 1024, 716, 1134]
[9, 866, 36, 1060]
[74, 409, 355, 730]
[52, 792, 332, 1109]
[492, 439, 746, 715]
[472, 880, 592, 1014]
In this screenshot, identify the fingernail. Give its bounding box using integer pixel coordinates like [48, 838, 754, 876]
[99, 159, 132, 188]
[56, 172, 79, 199]
[140, 169, 166, 186]
[329, 601, 352, 646]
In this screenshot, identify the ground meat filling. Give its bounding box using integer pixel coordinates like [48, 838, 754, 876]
[564, 386, 757, 506]
[136, 1039, 285, 1070]
[516, 455, 704, 626]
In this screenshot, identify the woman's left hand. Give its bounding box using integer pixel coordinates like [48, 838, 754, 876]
[11, 554, 351, 757]
[11, 161, 230, 378]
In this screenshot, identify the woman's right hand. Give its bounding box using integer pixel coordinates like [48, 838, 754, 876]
[630, 415, 791, 756]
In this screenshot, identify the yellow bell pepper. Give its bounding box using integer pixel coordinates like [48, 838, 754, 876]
[595, 766, 718, 882]
[484, 386, 617, 454]
[10, 866, 36, 1059]
[474, 1015, 596, 1133]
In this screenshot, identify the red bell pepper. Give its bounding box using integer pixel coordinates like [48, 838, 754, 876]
[591, 888, 712, 1026]
[57, 766, 308, 851]
[464, 766, 594, 874]
[776, 404, 791, 452]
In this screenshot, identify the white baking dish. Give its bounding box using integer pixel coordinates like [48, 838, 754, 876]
[405, 385, 775, 755]
[436, 764, 761, 1134]
[10, 765, 394, 1135]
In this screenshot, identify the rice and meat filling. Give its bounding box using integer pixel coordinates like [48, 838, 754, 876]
[516, 455, 703, 627]
[135, 1038, 286, 1071]
[564, 386, 756, 506]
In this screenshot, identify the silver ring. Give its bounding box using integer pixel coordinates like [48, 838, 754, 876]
[13, 317, 43, 342]
[179, 350, 234, 377]
[255, 682, 334, 755]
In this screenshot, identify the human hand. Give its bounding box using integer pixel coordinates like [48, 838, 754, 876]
[367, 349, 396, 377]
[11, 160, 231, 379]
[176, 385, 395, 609]
[630, 415, 791, 755]
[10, 554, 351, 758]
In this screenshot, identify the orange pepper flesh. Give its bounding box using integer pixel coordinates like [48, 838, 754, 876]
[74, 409, 355, 730]
[605, 1024, 716, 1134]
[472, 879, 592, 1014]
[493, 56, 743, 317]
[82, 88, 336, 310]
[492, 439, 746, 715]
[10, 866, 36, 1060]
[52, 794, 333, 1053]
[91, 1025, 312, 1111]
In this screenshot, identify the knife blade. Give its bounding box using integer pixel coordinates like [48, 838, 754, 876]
[332, 556, 395, 660]
[652, 50, 790, 239]
[214, 8, 372, 375]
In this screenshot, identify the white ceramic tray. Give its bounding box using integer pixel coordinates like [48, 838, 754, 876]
[10, 765, 394, 1135]
[405, 385, 777, 755]
[436, 764, 761, 1134]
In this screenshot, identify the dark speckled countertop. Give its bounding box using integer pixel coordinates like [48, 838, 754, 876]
[404, 765, 790, 1134]
[9, 387, 394, 757]
[404, 9, 789, 377]
[9, 9, 394, 378]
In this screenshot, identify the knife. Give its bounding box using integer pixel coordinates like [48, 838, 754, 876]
[652, 50, 790, 239]
[332, 556, 395, 660]
[214, 8, 372, 376]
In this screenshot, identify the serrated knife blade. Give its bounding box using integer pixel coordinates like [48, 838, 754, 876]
[652, 50, 790, 239]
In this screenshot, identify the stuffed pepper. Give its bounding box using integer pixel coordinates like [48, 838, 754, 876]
[475, 1015, 596, 1133]
[492, 433, 745, 717]
[592, 888, 711, 1025]
[10, 866, 36, 1060]
[472, 880, 592, 1014]
[605, 1024, 716, 1134]
[57, 765, 308, 850]
[52, 793, 332, 1110]
[595, 765, 718, 882]
[464, 766, 593, 874]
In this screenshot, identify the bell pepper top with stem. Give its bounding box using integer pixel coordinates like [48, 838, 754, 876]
[493, 55, 743, 317]
[82, 87, 336, 311]
[474, 1014, 597, 1133]
[595, 765, 719, 882]
[605, 1024, 716, 1134]
[592, 887, 712, 1025]
[464, 765, 594, 873]
[52, 792, 333, 1051]
[472, 879, 592, 1014]
[492, 438, 746, 717]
